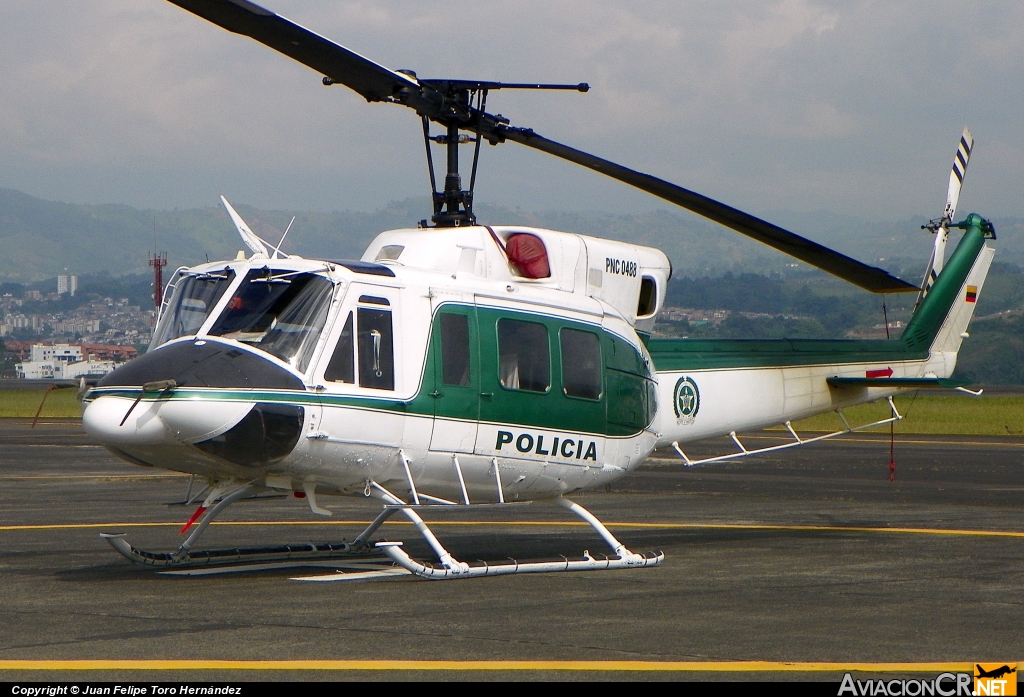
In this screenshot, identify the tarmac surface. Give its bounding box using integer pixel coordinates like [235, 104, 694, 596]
[1, 418, 1023, 682]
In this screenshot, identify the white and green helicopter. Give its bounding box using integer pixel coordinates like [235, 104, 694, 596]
[83, 0, 995, 580]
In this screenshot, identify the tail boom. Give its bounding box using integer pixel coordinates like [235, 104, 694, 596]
[648, 215, 994, 448]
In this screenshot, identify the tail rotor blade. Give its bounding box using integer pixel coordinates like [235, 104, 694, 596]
[944, 127, 973, 221]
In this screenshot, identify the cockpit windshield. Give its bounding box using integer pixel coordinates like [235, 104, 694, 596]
[208, 269, 335, 373]
[149, 270, 235, 350]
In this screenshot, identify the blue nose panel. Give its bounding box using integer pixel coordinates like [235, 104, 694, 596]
[97, 340, 304, 390]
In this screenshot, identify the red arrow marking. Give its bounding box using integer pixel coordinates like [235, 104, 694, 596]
[866, 367, 894, 379]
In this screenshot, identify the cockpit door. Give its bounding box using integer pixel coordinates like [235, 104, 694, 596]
[427, 294, 480, 454]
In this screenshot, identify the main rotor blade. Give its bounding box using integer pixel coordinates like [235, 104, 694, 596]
[164, 0, 919, 294]
[165, 0, 417, 102]
[497, 127, 919, 294]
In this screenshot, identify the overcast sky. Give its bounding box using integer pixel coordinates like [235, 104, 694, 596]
[2, 0, 1023, 222]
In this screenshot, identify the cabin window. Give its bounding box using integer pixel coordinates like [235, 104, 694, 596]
[497, 319, 549, 392]
[560, 328, 602, 400]
[357, 306, 394, 390]
[440, 313, 471, 386]
[637, 276, 657, 318]
[150, 270, 234, 349]
[324, 312, 354, 383]
[208, 269, 334, 373]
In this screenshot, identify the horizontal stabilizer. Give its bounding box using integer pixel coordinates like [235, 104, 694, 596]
[827, 377, 970, 389]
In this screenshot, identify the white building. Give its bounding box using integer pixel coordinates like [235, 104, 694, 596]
[15, 343, 116, 380]
[30, 344, 82, 364]
[57, 275, 78, 296]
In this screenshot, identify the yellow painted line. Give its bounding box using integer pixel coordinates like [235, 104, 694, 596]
[0, 475, 184, 480]
[3, 520, 1024, 538]
[0, 659, 983, 672]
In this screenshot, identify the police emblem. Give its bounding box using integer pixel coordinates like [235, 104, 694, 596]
[673, 376, 700, 424]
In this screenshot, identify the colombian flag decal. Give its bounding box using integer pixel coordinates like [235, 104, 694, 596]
[966, 286, 978, 303]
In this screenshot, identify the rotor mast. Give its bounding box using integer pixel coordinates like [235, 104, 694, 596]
[415, 80, 589, 227]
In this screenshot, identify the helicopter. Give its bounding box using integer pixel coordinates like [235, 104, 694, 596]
[80, 0, 995, 581]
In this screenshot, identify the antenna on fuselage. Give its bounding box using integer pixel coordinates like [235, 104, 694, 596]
[270, 216, 295, 259]
[220, 195, 269, 259]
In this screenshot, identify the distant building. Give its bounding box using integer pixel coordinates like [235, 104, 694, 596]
[30, 343, 82, 364]
[53, 319, 101, 335]
[5, 314, 45, 333]
[14, 342, 125, 380]
[79, 344, 138, 362]
[57, 275, 78, 296]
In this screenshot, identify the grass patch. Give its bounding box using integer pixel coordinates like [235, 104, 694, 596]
[0, 389, 83, 418]
[781, 394, 1024, 436]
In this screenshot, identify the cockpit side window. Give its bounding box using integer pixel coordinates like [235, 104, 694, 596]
[208, 269, 334, 373]
[324, 312, 354, 384]
[323, 298, 396, 391]
[357, 306, 394, 390]
[149, 270, 234, 350]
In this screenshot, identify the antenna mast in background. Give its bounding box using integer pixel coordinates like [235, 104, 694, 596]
[149, 252, 168, 309]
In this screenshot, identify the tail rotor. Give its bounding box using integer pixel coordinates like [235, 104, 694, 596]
[918, 127, 974, 305]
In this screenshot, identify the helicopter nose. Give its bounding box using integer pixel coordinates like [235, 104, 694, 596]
[82, 395, 173, 446]
[82, 395, 256, 447]
[84, 338, 306, 449]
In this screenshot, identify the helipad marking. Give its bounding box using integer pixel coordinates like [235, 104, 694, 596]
[2, 521, 1024, 538]
[0, 659, 980, 672]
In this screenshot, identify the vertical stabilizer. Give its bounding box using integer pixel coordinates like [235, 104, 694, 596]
[902, 213, 994, 377]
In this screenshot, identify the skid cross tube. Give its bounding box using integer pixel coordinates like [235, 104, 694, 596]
[672, 397, 903, 467]
[367, 482, 467, 572]
[373, 495, 663, 580]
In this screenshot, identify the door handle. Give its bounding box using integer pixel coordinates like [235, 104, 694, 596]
[480, 392, 494, 397]
[429, 390, 442, 398]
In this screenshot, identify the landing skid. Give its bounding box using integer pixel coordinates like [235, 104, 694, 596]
[333, 483, 665, 581]
[101, 478, 663, 580]
[100, 533, 382, 569]
[100, 481, 386, 570]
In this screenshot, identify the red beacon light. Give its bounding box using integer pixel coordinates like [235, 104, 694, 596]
[505, 233, 550, 279]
